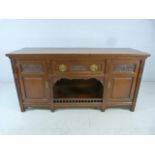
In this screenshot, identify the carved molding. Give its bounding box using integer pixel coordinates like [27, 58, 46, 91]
[70, 64, 87, 71]
[21, 64, 43, 73]
[113, 64, 135, 73]
[52, 77, 104, 85]
[53, 98, 103, 103]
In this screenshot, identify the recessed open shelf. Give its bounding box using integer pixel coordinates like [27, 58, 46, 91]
[53, 78, 103, 103]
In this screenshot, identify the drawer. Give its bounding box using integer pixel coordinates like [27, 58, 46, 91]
[52, 61, 105, 74]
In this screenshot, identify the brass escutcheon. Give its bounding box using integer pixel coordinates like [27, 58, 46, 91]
[59, 64, 67, 72]
[90, 64, 98, 72]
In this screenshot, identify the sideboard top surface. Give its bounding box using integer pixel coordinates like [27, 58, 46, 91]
[6, 48, 150, 58]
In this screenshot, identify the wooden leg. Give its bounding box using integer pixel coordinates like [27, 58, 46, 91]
[130, 61, 145, 112]
[51, 108, 55, 112]
[101, 104, 106, 112]
[130, 104, 135, 112]
[51, 105, 55, 112]
[20, 106, 25, 112]
[101, 108, 105, 112]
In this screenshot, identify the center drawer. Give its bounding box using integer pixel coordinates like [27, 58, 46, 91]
[52, 60, 105, 74]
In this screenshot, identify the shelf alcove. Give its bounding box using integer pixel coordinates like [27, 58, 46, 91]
[53, 78, 103, 103]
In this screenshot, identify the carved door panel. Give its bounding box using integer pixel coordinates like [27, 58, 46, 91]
[17, 61, 49, 103]
[105, 60, 140, 102]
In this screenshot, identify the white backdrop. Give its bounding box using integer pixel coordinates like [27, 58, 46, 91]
[0, 19, 154, 82]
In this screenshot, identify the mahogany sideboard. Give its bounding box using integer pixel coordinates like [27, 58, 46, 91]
[6, 48, 150, 112]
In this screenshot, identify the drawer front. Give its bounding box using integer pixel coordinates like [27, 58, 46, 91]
[52, 61, 105, 74]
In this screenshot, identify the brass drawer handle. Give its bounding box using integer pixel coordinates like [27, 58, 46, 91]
[90, 64, 98, 72]
[59, 64, 67, 72]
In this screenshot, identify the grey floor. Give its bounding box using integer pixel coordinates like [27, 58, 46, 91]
[0, 82, 155, 135]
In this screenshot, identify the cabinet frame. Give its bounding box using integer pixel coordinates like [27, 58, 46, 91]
[6, 48, 150, 112]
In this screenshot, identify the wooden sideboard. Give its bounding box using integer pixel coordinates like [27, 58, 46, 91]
[6, 48, 150, 112]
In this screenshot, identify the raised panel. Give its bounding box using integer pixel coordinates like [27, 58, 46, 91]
[23, 77, 46, 99]
[111, 77, 133, 99]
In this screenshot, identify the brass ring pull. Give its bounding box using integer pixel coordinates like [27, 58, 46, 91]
[59, 64, 67, 72]
[90, 64, 98, 72]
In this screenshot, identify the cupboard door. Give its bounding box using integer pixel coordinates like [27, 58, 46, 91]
[17, 61, 49, 103]
[107, 76, 135, 101]
[106, 60, 140, 102]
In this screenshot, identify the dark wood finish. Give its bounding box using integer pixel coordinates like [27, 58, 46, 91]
[6, 48, 150, 112]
